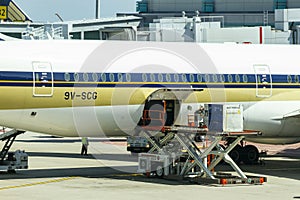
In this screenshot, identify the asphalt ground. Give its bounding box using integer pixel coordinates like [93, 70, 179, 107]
[0, 132, 299, 200]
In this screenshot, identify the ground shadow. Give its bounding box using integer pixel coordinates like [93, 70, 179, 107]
[219, 156, 300, 181]
[0, 154, 299, 185]
[275, 147, 300, 158]
[0, 166, 188, 186]
[15, 138, 126, 144]
[27, 152, 138, 162]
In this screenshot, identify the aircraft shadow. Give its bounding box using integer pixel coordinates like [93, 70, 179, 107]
[15, 139, 81, 143]
[276, 147, 300, 158]
[0, 166, 187, 185]
[15, 138, 126, 144]
[0, 156, 299, 185]
[26, 152, 138, 162]
[217, 156, 300, 181]
[0, 166, 133, 180]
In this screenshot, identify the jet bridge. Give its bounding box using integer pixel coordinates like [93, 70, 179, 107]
[129, 104, 266, 185]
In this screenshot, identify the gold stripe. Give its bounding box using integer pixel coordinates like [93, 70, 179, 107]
[7, 10, 16, 21]
[0, 87, 299, 110]
[0, 176, 78, 191]
[8, 2, 25, 21]
[110, 173, 142, 177]
[0, 87, 156, 109]
[185, 88, 300, 103]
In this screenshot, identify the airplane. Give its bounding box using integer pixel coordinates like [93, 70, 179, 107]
[0, 40, 300, 164]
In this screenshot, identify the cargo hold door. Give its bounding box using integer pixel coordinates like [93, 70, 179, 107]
[32, 62, 54, 97]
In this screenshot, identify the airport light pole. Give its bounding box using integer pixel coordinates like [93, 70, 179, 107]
[96, 0, 100, 19]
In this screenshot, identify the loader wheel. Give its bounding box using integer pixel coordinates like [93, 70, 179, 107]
[155, 165, 164, 178]
[242, 145, 259, 165]
[229, 145, 243, 165]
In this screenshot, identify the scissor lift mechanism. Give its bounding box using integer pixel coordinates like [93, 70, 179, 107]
[137, 127, 266, 185]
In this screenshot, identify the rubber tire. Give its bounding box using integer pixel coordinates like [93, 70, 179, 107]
[155, 165, 164, 178]
[242, 145, 259, 165]
[194, 134, 203, 142]
[229, 145, 243, 165]
[7, 169, 16, 174]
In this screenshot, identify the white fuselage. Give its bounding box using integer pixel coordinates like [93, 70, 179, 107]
[0, 40, 300, 144]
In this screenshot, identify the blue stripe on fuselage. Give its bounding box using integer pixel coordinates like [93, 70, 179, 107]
[0, 71, 299, 89]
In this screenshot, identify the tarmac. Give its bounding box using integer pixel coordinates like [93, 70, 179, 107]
[0, 132, 300, 200]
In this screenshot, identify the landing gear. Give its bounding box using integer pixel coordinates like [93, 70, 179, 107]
[229, 145, 243, 164]
[226, 141, 259, 165]
[242, 145, 259, 165]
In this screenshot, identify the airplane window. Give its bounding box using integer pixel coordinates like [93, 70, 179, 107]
[205, 74, 210, 82]
[220, 74, 225, 83]
[150, 73, 155, 82]
[101, 73, 106, 82]
[190, 74, 195, 82]
[197, 74, 202, 82]
[109, 73, 115, 82]
[174, 74, 179, 82]
[142, 73, 147, 82]
[64, 73, 70, 82]
[242, 74, 248, 83]
[228, 74, 233, 83]
[118, 73, 123, 82]
[158, 73, 163, 82]
[213, 74, 218, 82]
[83, 73, 89, 82]
[235, 74, 240, 83]
[287, 75, 292, 83]
[74, 73, 80, 82]
[166, 73, 171, 82]
[92, 73, 98, 82]
[295, 75, 299, 83]
[182, 74, 187, 82]
[126, 73, 131, 82]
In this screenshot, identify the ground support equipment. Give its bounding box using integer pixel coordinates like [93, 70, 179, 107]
[0, 129, 28, 172]
[137, 127, 266, 185]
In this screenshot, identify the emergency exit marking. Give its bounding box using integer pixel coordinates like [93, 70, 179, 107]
[0, 6, 7, 19]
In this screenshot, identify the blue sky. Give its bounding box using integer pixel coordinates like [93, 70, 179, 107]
[14, 0, 137, 22]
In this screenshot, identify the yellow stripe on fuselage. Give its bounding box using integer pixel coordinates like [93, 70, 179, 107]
[0, 87, 156, 109]
[0, 86, 300, 110]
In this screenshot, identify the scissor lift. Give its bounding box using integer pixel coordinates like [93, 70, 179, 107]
[135, 104, 267, 185]
[137, 128, 266, 185]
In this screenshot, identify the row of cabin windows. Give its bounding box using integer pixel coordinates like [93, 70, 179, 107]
[63, 73, 299, 84]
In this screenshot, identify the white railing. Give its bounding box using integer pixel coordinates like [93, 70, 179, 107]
[22, 25, 65, 40]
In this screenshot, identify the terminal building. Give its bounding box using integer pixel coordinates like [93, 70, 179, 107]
[133, 0, 300, 27]
[1, 0, 300, 44]
[127, 0, 300, 44]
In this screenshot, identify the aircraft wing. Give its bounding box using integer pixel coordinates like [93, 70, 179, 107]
[272, 109, 300, 120]
[283, 110, 300, 119]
